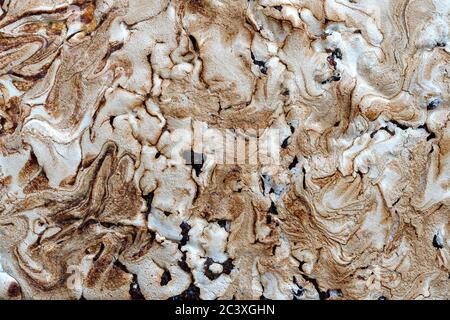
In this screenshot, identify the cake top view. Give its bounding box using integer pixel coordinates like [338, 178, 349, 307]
[0, 0, 448, 300]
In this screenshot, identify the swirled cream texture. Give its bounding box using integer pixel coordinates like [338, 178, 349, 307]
[0, 0, 449, 300]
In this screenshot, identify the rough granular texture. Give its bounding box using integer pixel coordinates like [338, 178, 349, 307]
[0, 0, 449, 300]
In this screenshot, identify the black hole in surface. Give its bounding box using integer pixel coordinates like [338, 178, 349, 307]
[250, 51, 268, 74]
[427, 99, 441, 111]
[392, 197, 400, 207]
[302, 274, 329, 300]
[289, 156, 298, 170]
[203, 258, 220, 281]
[302, 167, 307, 189]
[294, 288, 305, 298]
[93, 243, 105, 262]
[160, 270, 172, 286]
[143, 192, 154, 217]
[170, 283, 200, 301]
[130, 274, 145, 300]
[271, 246, 277, 255]
[189, 35, 199, 52]
[99, 221, 115, 229]
[332, 48, 343, 60]
[293, 277, 305, 298]
[319, 291, 330, 300]
[331, 75, 341, 82]
[432, 234, 444, 249]
[217, 219, 228, 230]
[178, 252, 190, 273]
[281, 137, 290, 148]
[180, 221, 191, 246]
[389, 120, 409, 130]
[113, 259, 129, 273]
[222, 258, 234, 274]
[268, 201, 278, 215]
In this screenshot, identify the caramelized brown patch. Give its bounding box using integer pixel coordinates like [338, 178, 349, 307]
[18, 151, 40, 184]
[23, 171, 49, 194]
[7, 282, 21, 298]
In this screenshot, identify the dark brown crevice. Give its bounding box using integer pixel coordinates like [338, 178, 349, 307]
[217, 219, 230, 231]
[250, 51, 267, 74]
[178, 251, 191, 273]
[203, 257, 220, 281]
[281, 136, 290, 148]
[432, 234, 444, 249]
[189, 35, 199, 53]
[203, 256, 234, 281]
[289, 156, 298, 170]
[163, 211, 172, 217]
[170, 283, 201, 300]
[321, 74, 341, 85]
[370, 126, 394, 138]
[268, 201, 278, 215]
[9, 69, 48, 81]
[130, 274, 146, 300]
[392, 197, 401, 207]
[143, 191, 154, 219]
[92, 242, 105, 262]
[301, 273, 330, 300]
[418, 123, 436, 141]
[222, 258, 234, 274]
[302, 167, 307, 189]
[331, 48, 343, 60]
[427, 98, 441, 110]
[292, 276, 305, 299]
[388, 120, 409, 131]
[179, 221, 191, 247]
[290, 125, 295, 133]
[260, 174, 267, 193]
[113, 260, 146, 300]
[160, 269, 172, 286]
